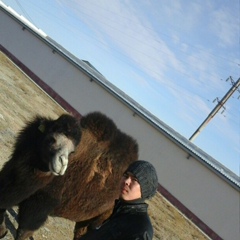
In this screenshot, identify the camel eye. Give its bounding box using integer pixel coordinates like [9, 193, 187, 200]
[43, 136, 56, 153]
[69, 151, 75, 156]
[45, 136, 56, 146]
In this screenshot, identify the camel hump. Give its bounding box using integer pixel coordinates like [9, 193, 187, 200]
[115, 130, 138, 155]
[80, 112, 117, 141]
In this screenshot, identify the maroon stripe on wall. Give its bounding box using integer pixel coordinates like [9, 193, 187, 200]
[0, 45, 81, 119]
[1, 44, 223, 240]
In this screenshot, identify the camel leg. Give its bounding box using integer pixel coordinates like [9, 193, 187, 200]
[15, 228, 34, 240]
[73, 220, 90, 240]
[0, 209, 8, 239]
[15, 191, 59, 240]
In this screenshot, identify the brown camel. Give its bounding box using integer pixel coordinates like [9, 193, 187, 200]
[0, 111, 138, 240]
[0, 114, 82, 239]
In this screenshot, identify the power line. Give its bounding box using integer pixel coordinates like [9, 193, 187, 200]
[17, 0, 239, 81]
[65, 0, 240, 66]
[14, 0, 36, 26]
[13, 0, 239, 88]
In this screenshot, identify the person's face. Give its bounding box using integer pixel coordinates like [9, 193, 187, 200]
[119, 172, 142, 201]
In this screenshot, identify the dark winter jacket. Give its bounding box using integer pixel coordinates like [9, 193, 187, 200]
[80, 199, 153, 240]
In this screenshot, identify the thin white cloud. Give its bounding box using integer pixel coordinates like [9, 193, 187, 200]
[186, 50, 223, 89]
[210, 7, 238, 47]
[162, 0, 203, 32]
[58, 0, 186, 86]
[173, 87, 211, 121]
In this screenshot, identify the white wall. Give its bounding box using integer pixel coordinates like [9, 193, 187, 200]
[1, 6, 239, 240]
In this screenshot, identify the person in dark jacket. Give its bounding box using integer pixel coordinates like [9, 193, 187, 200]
[79, 160, 159, 240]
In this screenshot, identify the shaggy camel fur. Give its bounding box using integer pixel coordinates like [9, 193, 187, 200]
[0, 112, 138, 240]
[0, 114, 81, 240]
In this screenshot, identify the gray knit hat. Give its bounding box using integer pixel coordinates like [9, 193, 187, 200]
[125, 160, 158, 199]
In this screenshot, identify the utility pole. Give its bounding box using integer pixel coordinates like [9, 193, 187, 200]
[189, 77, 240, 142]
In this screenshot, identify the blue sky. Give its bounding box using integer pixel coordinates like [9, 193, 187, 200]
[1, 0, 239, 175]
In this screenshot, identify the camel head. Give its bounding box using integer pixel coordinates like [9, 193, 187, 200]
[37, 114, 82, 176]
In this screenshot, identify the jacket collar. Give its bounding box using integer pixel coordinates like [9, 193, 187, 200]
[112, 199, 148, 215]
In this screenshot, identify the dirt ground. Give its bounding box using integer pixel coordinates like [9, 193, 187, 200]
[0, 51, 210, 239]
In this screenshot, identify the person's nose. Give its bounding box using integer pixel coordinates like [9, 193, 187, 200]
[124, 176, 131, 185]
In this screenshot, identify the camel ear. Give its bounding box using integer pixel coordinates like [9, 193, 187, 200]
[38, 123, 45, 133]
